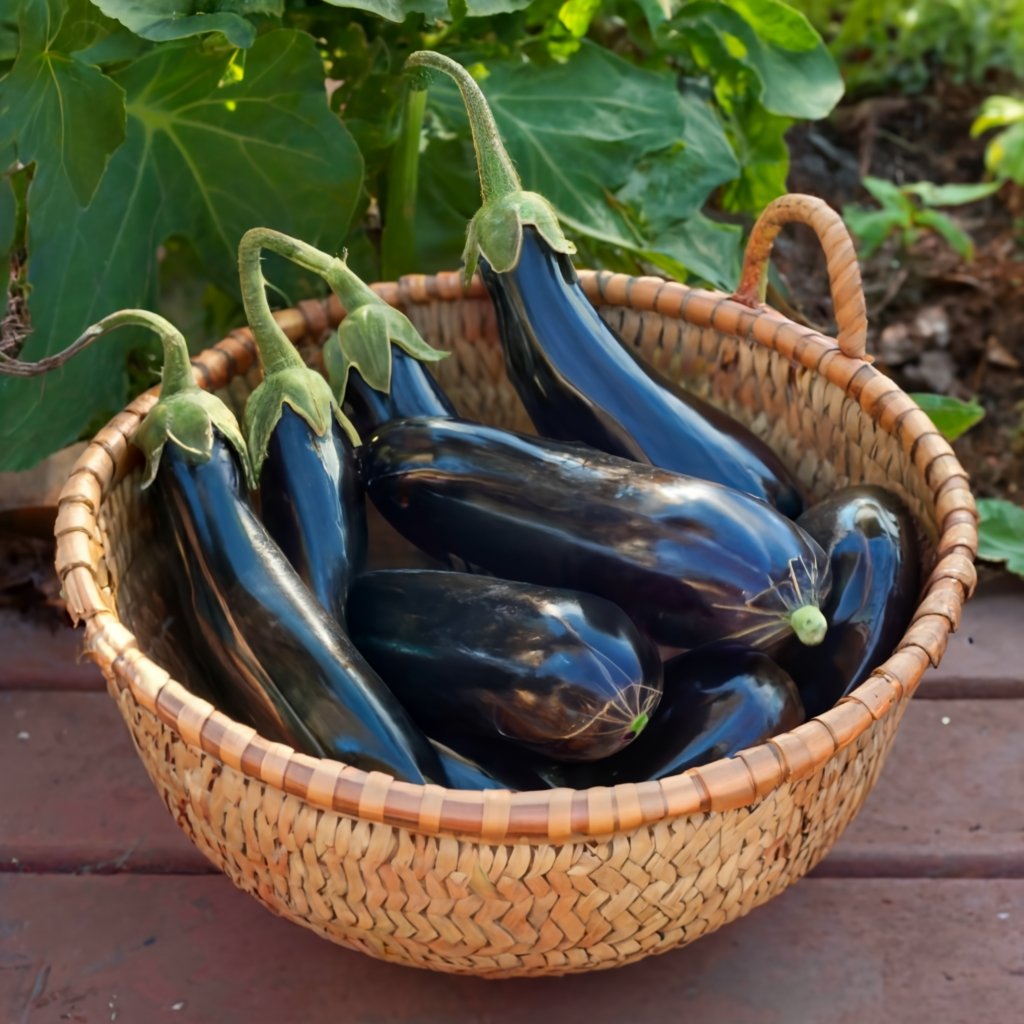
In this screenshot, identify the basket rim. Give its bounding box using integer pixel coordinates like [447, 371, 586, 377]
[54, 268, 978, 843]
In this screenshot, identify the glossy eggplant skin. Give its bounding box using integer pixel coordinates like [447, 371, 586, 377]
[429, 738, 553, 791]
[551, 646, 805, 787]
[478, 227, 804, 517]
[362, 417, 832, 653]
[258, 406, 366, 624]
[346, 569, 663, 762]
[778, 486, 921, 718]
[154, 435, 444, 785]
[343, 348, 457, 437]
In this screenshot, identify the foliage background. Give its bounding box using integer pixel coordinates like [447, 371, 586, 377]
[0, 0, 843, 471]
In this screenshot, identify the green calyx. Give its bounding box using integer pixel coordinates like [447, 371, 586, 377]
[128, 311, 253, 490]
[404, 50, 575, 283]
[238, 227, 360, 477]
[464, 190, 576, 283]
[243, 366, 354, 480]
[629, 711, 650, 738]
[789, 605, 828, 647]
[323, 303, 448, 405]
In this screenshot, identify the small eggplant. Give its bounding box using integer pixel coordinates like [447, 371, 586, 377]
[238, 229, 366, 623]
[404, 50, 804, 516]
[346, 569, 663, 762]
[363, 417, 831, 653]
[551, 646, 805, 787]
[778, 485, 921, 717]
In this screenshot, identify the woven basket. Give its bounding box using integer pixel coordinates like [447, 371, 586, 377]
[55, 194, 977, 978]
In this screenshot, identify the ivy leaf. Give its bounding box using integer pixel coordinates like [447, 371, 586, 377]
[909, 393, 986, 442]
[0, 30, 363, 470]
[90, 0, 284, 49]
[0, 0, 126, 207]
[319, 0, 448, 21]
[976, 498, 1024, 579]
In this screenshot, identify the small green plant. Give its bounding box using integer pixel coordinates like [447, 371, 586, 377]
[971, 95, 1024, 186]
[844, 177, 1001, 260]
[914, 393, 1024, 580]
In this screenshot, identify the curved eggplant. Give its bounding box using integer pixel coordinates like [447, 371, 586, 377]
[155, 438, 445, 783]
[479, 228, 804, 516]
[778, 485, 921, 717]
[404, 51, 803, 516]
[362, 417, 832, 653]
[346, 569, 663, 761]
[258, 406, 366, 623]
[551, 646, 805, 787]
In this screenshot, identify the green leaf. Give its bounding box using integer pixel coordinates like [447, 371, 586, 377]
[913, 208, 975, 261]
[0, 165, 14, 281]
[640, 213, 743, 291]
[464, 0, 534, 14]
[719, 106, 790, 213]
[428, 43, 737, 251]
[0, 30, 363, 471]
[971, 95, 1024, 137]
[985, 120, 1024, 185]
[0, 0, 126, 206]
[910, 393, 986, 442]
[976, 498, 1024, 578]
[319, 0, 448, 21]
[843, 206, 908, 258]
[90, 1, 283, 49]
[903, 180, 1002, 207]
[861, 175, 915, 214]
[615, 93, 740, 230]
[557, 0, 602, 36]
[671, 1, 842, 120]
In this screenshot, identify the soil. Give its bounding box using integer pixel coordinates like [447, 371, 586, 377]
[779, 78, 1024, 503]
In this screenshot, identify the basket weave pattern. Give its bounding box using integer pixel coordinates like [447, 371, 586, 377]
[57, 197, 977, 977]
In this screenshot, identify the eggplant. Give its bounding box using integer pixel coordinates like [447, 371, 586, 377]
[430, 737, 554, 792]
[362, 417, 832, 653]
[778, 485, 921, 717]
[95, 310, 444, 785]
[346, 569, 663, 762]
[341, 347, 457, 437]
[550, 646, 805, 787]
[404, 50, 803, 516]
[257, 406, 365, 624]
[238, 229, 366, 622]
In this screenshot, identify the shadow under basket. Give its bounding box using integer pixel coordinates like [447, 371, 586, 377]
[55, 195, 977, 978]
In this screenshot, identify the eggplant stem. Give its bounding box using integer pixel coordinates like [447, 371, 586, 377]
[0, 309, 192, 389]
[790, 605, 828, 646]
[404, 50, 521, 207]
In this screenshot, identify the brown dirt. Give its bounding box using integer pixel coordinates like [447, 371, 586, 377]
[779, 79, 1024, 502]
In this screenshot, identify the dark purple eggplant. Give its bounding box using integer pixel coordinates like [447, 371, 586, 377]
[430, 737, 554, 791]
[404, 51, 803, 517]
[362, 417, 832, 653]
[239, 229, 367, 623]
[257, 406, 365, 623]
[778, 485, 921, 717]
[341, 348, 457, 437]
[346, 569, 663, 761]
[550, 646, 805, 787]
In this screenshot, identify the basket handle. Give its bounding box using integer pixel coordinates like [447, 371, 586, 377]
[731, 193, 870, 361]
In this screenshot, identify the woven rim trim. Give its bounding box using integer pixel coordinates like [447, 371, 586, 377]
[54, 271, 977, 842]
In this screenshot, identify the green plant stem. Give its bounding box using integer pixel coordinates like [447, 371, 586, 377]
[381, 84, 427, 281]
[405, 50, 521, 205]
[0, 309, 191, 385]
